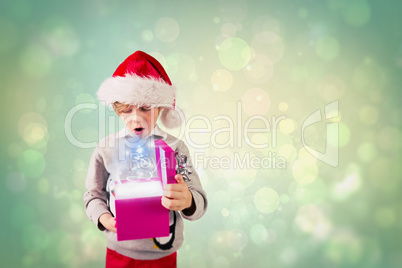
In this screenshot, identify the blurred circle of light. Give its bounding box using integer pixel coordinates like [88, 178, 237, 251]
[280, 247, 298, 265]
[279, 118, 296, 134]
[254, 187, 280, 214]
[213, 256, 230, 268]
[19, 43, 53, 78]
[244, 54, 273, 84]
[8, 143, 23, 158]
[249, 133, 269, 152]
[42, 24, 80, 57]
[328, 122, 350, 148]
[342, 0, 371, 27]
[76, 127, 98, 145]
[357, 142, 377, 163]
[18, 112, 48, 147]
[36, 97, 47, 113]
[75, 93, 96, 114]
[56, 233, 76, 264]
[279, 144, 297, 162]
[377, 127, 401, 153]
[251, 31, 284, 63]
[298, 8, 309, 18]
[192, 85, 210, 104]
[293, 32, 316, 59]
[241, 88, 270, 116]
[218, 0, 248, 22]
[290, 65, 308, 83]
[359, 105, 378, 125]
[266, 130, 294, 153]
[81, 228, 105, 260]
[6, 172, 26, 193]
[278, 101, 288, 112]
[221, 22, 237, 37]
[228, 181, 245, 200]
[22, 224, 49, 251]
[74, 170, 87, 191]
[69, 203, 85, 223]
[218, 37, 251, 70]
[352, 62, 386, 90]
[141, 29, 154, 42]
[166, 53, 196, 83]
[211, 69, 233, 92]
[332, 171, 361, 200]
[292, 159, 318, 184]
[249, 224, 268, 244]
[298, 148, 318, 165]
[0, 18, 18, 53]
[323, 232, 363, 265]
[208, 231, 231, 257]
[295, 205, 332, 239]
[38, 177, 50, 194]
[213, 190, 231, 208]
[73, 158, 86, 171]
[318, 75, 345, 101]
[227, 229, 248, 251]
[221, 208, 230, 217]
[225, 165, 256, 188]
[280, 194, 290, 203]
[18, 149, 46, 178]
[11, 203, 36, 229]
[154, 17, 179, 43]
[252, 16, 281, 35]
[375, 207, 396, 228]
[316, 35, 340, 61]
[53, 94, 65, 109]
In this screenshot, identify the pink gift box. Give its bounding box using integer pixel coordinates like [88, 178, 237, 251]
[115, 139, 176, 241]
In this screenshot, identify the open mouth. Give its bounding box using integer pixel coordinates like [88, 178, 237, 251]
[134, 127, 145, 134]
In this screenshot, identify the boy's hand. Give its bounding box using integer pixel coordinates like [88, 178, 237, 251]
[162, 174, 193, 211]
[99, 213, 117, 233]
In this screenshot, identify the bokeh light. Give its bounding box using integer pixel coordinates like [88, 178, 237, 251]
[341, 0, 371, 27]
[316, 35, 340, 61]
[155, 17, 180, 43]
[251, 31, 284, 63]
[254, 187, 280, 214]
[241, 88, 270, 116]
[244, 54, 274, 84]
[211, 69, 233, 92]
[17, 149, 46, 178]
[218, 37, 251, 70]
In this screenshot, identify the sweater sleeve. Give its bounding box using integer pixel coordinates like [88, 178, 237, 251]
[177, 141, 208, 221]
[83, 145, 111, 231]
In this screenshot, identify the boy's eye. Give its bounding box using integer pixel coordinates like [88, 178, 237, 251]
[140, 106, 151, 112]
[122, 109, 132, 113]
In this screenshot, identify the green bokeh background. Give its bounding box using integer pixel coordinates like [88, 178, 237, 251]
[2, 0, 402, 267]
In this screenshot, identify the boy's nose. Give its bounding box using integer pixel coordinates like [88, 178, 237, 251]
[125, 114, 141, 123]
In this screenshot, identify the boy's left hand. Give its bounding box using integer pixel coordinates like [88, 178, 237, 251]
[162, 174, 193, 211]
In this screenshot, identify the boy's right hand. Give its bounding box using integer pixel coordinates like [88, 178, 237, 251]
[99, 213, 117, 233]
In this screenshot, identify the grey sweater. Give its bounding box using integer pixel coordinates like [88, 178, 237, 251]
[83, 125, 208, 260]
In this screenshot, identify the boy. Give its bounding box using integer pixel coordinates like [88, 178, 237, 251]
[83, 51, 208, 267]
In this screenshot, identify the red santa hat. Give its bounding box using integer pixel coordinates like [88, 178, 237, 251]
[97, 51, 181, 128]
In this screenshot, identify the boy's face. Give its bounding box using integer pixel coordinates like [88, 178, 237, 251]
[118, 105, 162, 138]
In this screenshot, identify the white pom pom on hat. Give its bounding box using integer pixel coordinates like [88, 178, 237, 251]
[97, 51, 181, 129]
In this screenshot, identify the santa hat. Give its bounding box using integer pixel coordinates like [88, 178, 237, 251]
[97, 51, 181, 128]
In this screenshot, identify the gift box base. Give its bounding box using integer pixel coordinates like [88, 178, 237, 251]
[115, 196, 170, 241]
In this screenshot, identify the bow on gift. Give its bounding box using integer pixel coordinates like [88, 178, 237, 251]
[175, 148, 192, 181]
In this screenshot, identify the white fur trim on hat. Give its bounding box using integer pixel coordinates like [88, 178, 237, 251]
[97, 74, 176, 108]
